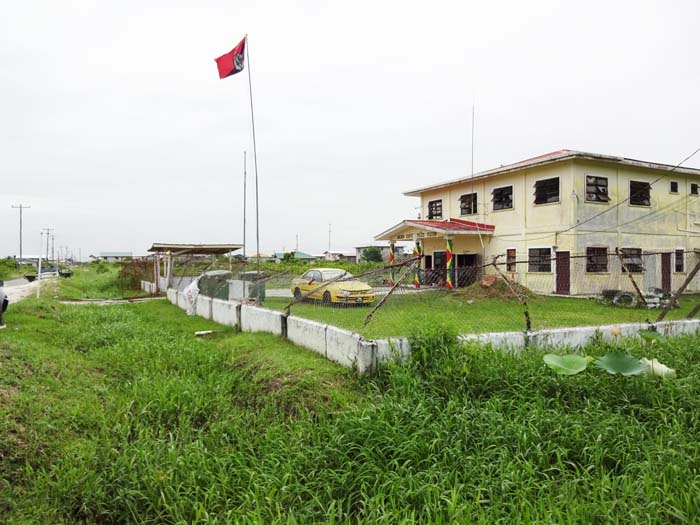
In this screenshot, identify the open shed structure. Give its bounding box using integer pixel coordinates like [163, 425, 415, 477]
[148, 243, 242, 292]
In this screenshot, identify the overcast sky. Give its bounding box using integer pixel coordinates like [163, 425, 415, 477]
[2, 0, 699, 259]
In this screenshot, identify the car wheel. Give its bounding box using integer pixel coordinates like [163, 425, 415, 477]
[293, 287, 302, 301]
[322, 291, 332, 305]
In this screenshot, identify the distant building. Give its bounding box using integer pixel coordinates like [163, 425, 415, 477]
[355, 245, 406, 263]
[323, 251, 357, 263]
[95, 252, 133, 262]
[273, 251, 318, 262]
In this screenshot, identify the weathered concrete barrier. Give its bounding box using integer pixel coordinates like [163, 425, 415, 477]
[212, 298, 239, 327]
[140, 280, 157, 294]
[240, 304, 284, 336]
[177, 292, 188, 309]
[375, 338, 411, 363]
[460, 331, 527, 350]
[195, 296, 212, 320]
[325, 326, 362, 368]
[165, 288, 700, 374]
[287, 316, 327, 357]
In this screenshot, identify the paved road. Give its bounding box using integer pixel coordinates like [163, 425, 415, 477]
[1, 278, 43, 302]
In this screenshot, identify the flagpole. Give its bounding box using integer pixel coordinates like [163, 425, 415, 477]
[245, 35, 262, 303]
[243, 150, 247, 259]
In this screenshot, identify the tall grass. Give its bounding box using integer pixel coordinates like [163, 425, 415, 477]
[2, 299, 700, 523]
[58, 262, 149, 300]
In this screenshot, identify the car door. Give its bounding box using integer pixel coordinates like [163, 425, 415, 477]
[300, 270, 321, 297]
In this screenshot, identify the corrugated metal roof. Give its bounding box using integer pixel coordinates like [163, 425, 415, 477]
[404, 149, 700, 196]
[375, 218, 495, 240]
[147, 243, 242, 255]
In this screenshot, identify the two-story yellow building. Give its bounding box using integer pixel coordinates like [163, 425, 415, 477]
[376, 150, 700, 295]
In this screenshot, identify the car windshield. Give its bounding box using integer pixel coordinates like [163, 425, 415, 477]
[321, 270, 352, 281]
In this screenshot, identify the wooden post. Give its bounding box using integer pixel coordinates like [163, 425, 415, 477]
[657, 257, 700, 322]
[491, 255, 531, 332]
[615, 248, 647, 307]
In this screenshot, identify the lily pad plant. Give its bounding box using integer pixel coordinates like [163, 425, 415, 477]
[543, 351, 676, 378]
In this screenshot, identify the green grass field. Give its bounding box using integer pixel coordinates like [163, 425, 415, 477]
[264, 290, 700, 338]
[2, 297, 700, 523]
[58, 262, 150, 300]
[0, 258, 34, 282]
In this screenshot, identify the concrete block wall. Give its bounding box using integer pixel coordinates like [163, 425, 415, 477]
[240, 305, 285, 336]
[287, 316, 327, 356]
[212, 299, 239, 327]
[164, 288, 700, 374]
[195, 296, 212, 320]
[325, 326, 363, 368]
[140, 280, 157, 294]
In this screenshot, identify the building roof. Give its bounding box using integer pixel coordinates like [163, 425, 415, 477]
[99, 252, 132, 257]
[354, 244, 405, 249]
[375, 218, 495, 241]
[404, 149, 700, 196]
[273, 251, 317, 260]
[147, 243, 242, 255]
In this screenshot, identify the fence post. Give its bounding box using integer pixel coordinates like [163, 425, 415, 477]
[615, 248, 647, 307]
[656, 257, 700, 322]
[491, 255, 531, 333]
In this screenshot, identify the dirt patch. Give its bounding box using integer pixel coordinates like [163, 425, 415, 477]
[452, 277, 535, 301]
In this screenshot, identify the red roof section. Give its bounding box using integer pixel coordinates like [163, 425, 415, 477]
[406, 218, 495, 232]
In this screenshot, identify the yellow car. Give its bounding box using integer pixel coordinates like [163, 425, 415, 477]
[291, 268, 375, 305]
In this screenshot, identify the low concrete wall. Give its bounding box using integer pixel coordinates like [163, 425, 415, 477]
[140, 280, 157, 294]
[177, 292, 188, 309]
[195, 296, 212, 320]
[287, 316, 327, 357]
[375, 338, 411, 363]
[325, 326, 362, 368]
[460, 331, 527, 350]
[212, 299, 239, 327]
[240, 304, 284, 336]
[164, 287, 700, 375]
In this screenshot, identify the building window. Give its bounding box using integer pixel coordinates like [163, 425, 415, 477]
[528, 248, 551, 272]
[670, 181, 679, 193]
[629, 181, 651, 206]
[585, 175, 610, 202]
[459, 193, 477, 215]
[586, 247, 608, 273]
[620, 248, 644, 273]
[534, 177, 560, 204]
[675, 249, 684, 272]
[692, 183, 699, 196]
[427, 199, 442, 219]
[506, 249, 516, 272]
[492, 186, 513, 211]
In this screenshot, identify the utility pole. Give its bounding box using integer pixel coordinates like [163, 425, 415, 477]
[11, 204, 30, 268]
[243, 150, 247, 258]
[51, 234, 55, 262]
[42, 228, 54, 263]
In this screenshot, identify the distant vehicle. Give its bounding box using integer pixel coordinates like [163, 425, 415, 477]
[291, 268, 375, 305]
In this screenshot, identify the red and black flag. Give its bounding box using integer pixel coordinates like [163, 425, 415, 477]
[215, 37, 246, 79]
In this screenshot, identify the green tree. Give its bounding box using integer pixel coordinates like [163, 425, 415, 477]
[361, 246, 383, 263]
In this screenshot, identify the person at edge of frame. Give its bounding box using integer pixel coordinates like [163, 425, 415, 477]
[0, 286, 8, 329]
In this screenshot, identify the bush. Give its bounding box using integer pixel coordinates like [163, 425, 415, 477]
[361, 246, 384, 262]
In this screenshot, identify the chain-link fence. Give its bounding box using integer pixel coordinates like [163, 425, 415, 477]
[144, 250, 700, 339]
